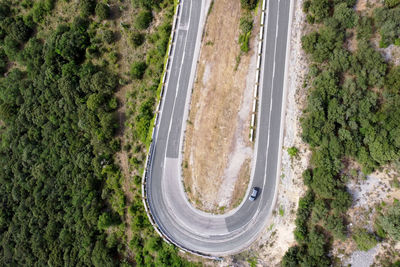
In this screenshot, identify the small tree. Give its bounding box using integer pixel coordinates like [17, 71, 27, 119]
[80, 0, 96, 16]
[240, 0, 257, 10]
[129, 31, 145, 48]
[97, 212, 113, 230]
[377, 201, 400, 241]
[96, 3, 110, 20]
[352, 228, 377, 251]
[135, 10, 153, 30]
[130, 61, 147, 79]
[288, 146, 299, 158]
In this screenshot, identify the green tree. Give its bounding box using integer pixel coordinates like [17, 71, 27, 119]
[130, 61, 147, 79]
[352, 228, 377, 251]
[377, 201, 400, 241]
[95, 3, 110, 20]
[129, 31, 145, 48]
[240, 0, 257, 10]
[135, 10, 153, 30]
[80, 0, 96, 16]
[333, 2, 358, 28]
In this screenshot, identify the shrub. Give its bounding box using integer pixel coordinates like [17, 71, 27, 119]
[0, 48, 7, 75]
[103, 29, 115, 44]
[288, 146, 299, 158]
[352, 228, 377, 251]
[130, 61, 147, 79]
[96, 3, 110, 20]
[129, 31, 145, 48]
[8, 17, 32, 44]
[0, 1, 10, 21]
[80, 0, 96, 16]
[97, 212, 114, 230]
[384, 0, 400, 8]
[377, 201, 400, 241]
[333, 2, 358, 28]
[135, 10, 153, 30]
[240, 0, 257, 10]
[239, 15, 253, 33]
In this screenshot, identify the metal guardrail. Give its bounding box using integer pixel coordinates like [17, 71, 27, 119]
[250, 0, 267, 142]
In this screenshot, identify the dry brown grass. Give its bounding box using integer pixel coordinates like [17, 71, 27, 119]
[183, 0, 257, 212]
[230, 158, 252, 209]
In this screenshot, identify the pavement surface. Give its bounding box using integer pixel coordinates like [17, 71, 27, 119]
[146, 0, 292, 256]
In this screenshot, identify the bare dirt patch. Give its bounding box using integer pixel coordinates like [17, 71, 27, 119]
[182, 0, 258, 212]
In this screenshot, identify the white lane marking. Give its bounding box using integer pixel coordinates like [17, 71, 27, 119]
[257, 0, 281, 217]
[163, 0, 192, 163]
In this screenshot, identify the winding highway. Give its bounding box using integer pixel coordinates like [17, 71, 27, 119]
[145, 0, 292, 256]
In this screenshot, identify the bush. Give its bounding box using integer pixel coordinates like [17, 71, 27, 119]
[0, 47, 8, 75]
[103, 29, 115, 44]
[96, 3, 110, 20]
[384, 0, 400, 8]
[239, 15, 253, 33]
[97, 212, 113, 230]
[288, 146, 299, 158]
[129, 31, 145, 48]
[8, 17, 32, 44]
[333, 2, 358, 28]
[377, 201, 400, 241]
[130, 61, 147, 79]
[135, 10, 153, 30]
[352, 228, 377, 251]
[240, 0, 257, 10]
[80, 0, 96, 16]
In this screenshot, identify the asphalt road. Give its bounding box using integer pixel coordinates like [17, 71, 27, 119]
[146, 0, 292, 256]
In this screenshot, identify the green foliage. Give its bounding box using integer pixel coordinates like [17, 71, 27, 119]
[385, 65, 400, 94]
[135, 10, 153, 30]
[98, 212, 115, 230]
[129, 31, 145, 48]
[0, 1, 10, 21]
[130, 60, 147, 79]
[135, 98, 154, 144]
[285, 0, 400, 263]
[80, 0, 96, 16]
[238, 13, 253, 53]
[240, 15, 253, 33]
[282, 246, 300, 267]
[303, 0, 331, 23]
[356, 16, 373, 40]
[377, 201, 400, 241]
[0, 16, 122, 266]
[54, 24, 90, 62]
[333, 2, 358, 28]
[0, 47, 7, 74]
[287, 146, 299, 158]
[384, 0, 400, 8]
[6, 17, 33, 44]
[32, 0, 56, 23]
[96, 2, 110, 20]
[374, 6, 400, 46]
[103, 29, 115, 44]
[352, 228, 378, 251]
[240, 0, 257, 10]
[132, 0, 162, 9]
[239, 31, 251, 52]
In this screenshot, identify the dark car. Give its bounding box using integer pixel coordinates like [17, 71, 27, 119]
[249, 187, 259, 201]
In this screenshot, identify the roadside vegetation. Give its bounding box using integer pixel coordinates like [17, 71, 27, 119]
[282, 0, 400, 266]
[235, 0, 257, 69]
[0, 0, 198, 265]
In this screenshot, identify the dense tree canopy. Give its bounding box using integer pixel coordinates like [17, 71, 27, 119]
[283, 0, 400, 265]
